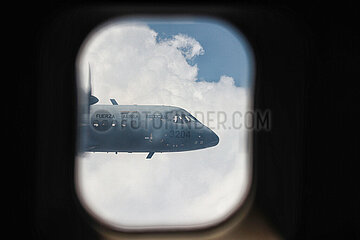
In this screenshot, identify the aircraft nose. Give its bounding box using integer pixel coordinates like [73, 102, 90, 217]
[207, 129, 219, 147]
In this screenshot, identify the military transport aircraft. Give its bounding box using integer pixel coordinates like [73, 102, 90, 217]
[78, 66, 219, 159]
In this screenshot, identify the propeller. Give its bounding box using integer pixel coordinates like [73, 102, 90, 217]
[88, 63, 99, 105]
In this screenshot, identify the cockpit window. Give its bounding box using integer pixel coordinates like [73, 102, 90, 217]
[184, 115, 191, 123]
[173, 113, 193, 124]
[188, 115, 197, 122]
[182, 113, 191, 123]
[173, 115, 181, 123]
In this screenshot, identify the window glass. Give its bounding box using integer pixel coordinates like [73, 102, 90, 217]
[184, 115, 191, 123]
[92, 120, 99, 128]
[76, 16, 255, 231]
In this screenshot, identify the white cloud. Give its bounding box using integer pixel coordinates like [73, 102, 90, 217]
[76, 21, 252, 229]
[162, 33, 205, 60]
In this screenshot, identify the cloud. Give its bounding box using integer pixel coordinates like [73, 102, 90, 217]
[76, 21, 251, 229]
[161, 33, 205, 60]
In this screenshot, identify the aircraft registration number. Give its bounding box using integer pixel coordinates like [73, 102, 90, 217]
[169, 130, 190, 138]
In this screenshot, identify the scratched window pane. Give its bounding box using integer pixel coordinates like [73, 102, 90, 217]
[75, 17, 255, 230]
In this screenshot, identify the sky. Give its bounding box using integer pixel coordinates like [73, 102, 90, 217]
[147, 18, 252, 87]
[75, 17, 254, 230]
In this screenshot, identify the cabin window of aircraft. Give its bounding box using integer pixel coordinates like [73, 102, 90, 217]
[75, 16, 255, 231]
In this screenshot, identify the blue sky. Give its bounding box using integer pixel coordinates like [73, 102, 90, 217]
[145, 17, 253, 87]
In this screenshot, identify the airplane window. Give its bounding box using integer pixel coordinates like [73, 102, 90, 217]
[76, 16, 255, 231]
[173, 114, 185, 124]
[92, 120, 99, 128]
[120, 120, 126, 127]
[182, 114, 192, 123]
[172, 113, 192, 124]
[188, 115, 198, 122]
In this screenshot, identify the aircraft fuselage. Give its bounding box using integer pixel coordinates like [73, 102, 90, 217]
[80, 104, 219, 157]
